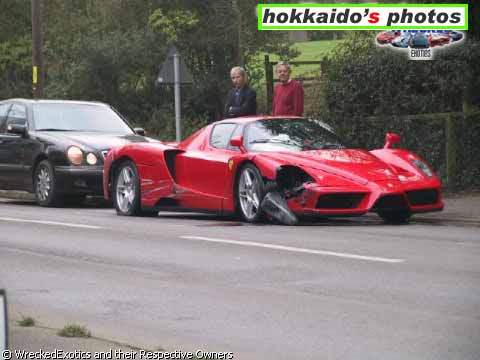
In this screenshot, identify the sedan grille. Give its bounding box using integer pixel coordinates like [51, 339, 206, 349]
[316, 193, 365, 209]
[406, 189, 439, 206]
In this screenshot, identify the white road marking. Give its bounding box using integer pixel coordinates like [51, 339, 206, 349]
[0, 217, 102, 229]
[181, 235, 405, 264]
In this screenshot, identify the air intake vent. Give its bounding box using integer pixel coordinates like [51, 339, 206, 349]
[316, 193, 365, 209]
[407, 189, 438, 206]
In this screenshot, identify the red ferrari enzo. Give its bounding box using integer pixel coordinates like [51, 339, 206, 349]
[103, 117, 443, 225]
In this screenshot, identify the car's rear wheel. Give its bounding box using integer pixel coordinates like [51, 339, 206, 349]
[379, 210, 411, 224]
[113, 160, 143, 216]
[236, 164, 265, 223]
[34, 160, 59, 207]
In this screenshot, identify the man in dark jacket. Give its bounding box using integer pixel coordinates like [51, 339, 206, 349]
[224, 66, 256, 118]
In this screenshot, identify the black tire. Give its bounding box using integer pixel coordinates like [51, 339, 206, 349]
[235, 163, 265, 223]
[379, 210, 411, 224]
[112, 160, 146, 216]
[33, 160, 60, 207]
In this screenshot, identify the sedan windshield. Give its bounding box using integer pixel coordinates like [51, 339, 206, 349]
[245, 118, 345, 153]
[33, 103, 134, 133]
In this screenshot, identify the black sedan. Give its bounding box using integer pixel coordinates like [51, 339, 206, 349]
[0, 99, 149, 206]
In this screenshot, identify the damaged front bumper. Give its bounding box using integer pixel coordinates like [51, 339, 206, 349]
[261, 182, 443, 225]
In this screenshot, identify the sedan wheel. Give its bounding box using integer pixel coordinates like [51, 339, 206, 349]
[34, 160, 58, 207]
[113, 161, 142, 216]
[237, 164, 265, 223]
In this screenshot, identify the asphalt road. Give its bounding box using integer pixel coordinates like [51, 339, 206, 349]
[1, 198, 479, 360]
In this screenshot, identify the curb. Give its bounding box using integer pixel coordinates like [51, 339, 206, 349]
[0, 190, 35, 201]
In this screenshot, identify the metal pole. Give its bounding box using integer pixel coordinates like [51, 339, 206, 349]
[173, 52, 182, 142]
[31, 0, 44, 98]
[445, 114, 457, 191]
[265, 55, 273, 114]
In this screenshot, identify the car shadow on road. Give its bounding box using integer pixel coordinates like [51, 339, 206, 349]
[157, 212, 455, 227]
[156, 212, 390, 227]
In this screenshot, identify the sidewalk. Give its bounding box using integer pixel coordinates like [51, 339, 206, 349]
[415, 192, 480, 225]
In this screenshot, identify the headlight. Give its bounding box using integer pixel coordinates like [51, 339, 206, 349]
[86, 153, 98, 165]
[67, 146, 83, 165]
[412, 159, 433, 178]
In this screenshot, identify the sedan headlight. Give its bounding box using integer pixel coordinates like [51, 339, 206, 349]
[412, 159, 433, 178]
[86, 153, 98, 165]
[67, 146, 83, 165]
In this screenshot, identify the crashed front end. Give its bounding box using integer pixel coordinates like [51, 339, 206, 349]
[258, 163, 443, 225]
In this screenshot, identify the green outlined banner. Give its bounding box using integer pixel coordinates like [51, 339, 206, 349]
[258, 4, 468, 30]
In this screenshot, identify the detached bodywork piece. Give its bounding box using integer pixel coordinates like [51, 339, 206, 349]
[103, 117, 443, 224]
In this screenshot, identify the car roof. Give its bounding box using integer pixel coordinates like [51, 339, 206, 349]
[0, 98, 108, 107]
[215, 115, 304, 125]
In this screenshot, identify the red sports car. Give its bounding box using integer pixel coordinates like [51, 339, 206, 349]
[376, 30, 401, 45]
[103, 117, 443, 225]
[429, 33, 451, 48]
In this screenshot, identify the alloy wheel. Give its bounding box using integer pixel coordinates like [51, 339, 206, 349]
[238, 167, 262, 221]
[36, 166, 51, 202]
[116, 166, 136, 213]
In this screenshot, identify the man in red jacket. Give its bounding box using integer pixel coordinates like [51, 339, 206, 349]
[272, 61, 304, 116]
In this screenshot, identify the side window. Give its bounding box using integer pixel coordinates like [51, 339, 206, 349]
[0, 103, 11, 133]
[210, 123, 237, 149]
[5, 104, 27, 133]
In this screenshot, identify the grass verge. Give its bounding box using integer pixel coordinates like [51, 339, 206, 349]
[57, 324, 92, 338]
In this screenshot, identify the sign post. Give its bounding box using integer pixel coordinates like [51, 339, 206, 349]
[157, 47, 193, 142]
[173, 51, 182, 141]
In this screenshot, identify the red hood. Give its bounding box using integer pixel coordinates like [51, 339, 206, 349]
[255, 149, 398, 185]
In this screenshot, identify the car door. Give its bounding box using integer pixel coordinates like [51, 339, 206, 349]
[0, 103, 12, 187]
[176, 123, 242, 210]
[0, 103, 28, 189]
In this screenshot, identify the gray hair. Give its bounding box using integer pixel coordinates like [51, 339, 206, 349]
[276, 61, 291, 72]
[230, 66, 248, 82]
[230, 66, 246, 76]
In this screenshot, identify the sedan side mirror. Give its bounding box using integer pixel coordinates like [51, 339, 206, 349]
[230, 136, 246, 153]
[7, 123, 28, 137]
[134, 128, 146, 136]
[384, 133, 401, 149]
[0, 290, 7, 351]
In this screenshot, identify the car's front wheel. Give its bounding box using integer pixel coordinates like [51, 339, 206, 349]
[236, 164, 265, 223]
[34, 160, 59, 207]
[113, 160, 145, 216]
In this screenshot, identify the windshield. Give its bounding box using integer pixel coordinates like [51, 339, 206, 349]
[33, 103, 134, 133]
[245, 118, 345, 153]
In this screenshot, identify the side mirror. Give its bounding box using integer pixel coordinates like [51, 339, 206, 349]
[0, 289, 7, 351]
[7, 123, 27, 137]
[134, 128, 146, 136]
[230, 136, 246, 153]
[384, 133, 401, 149]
